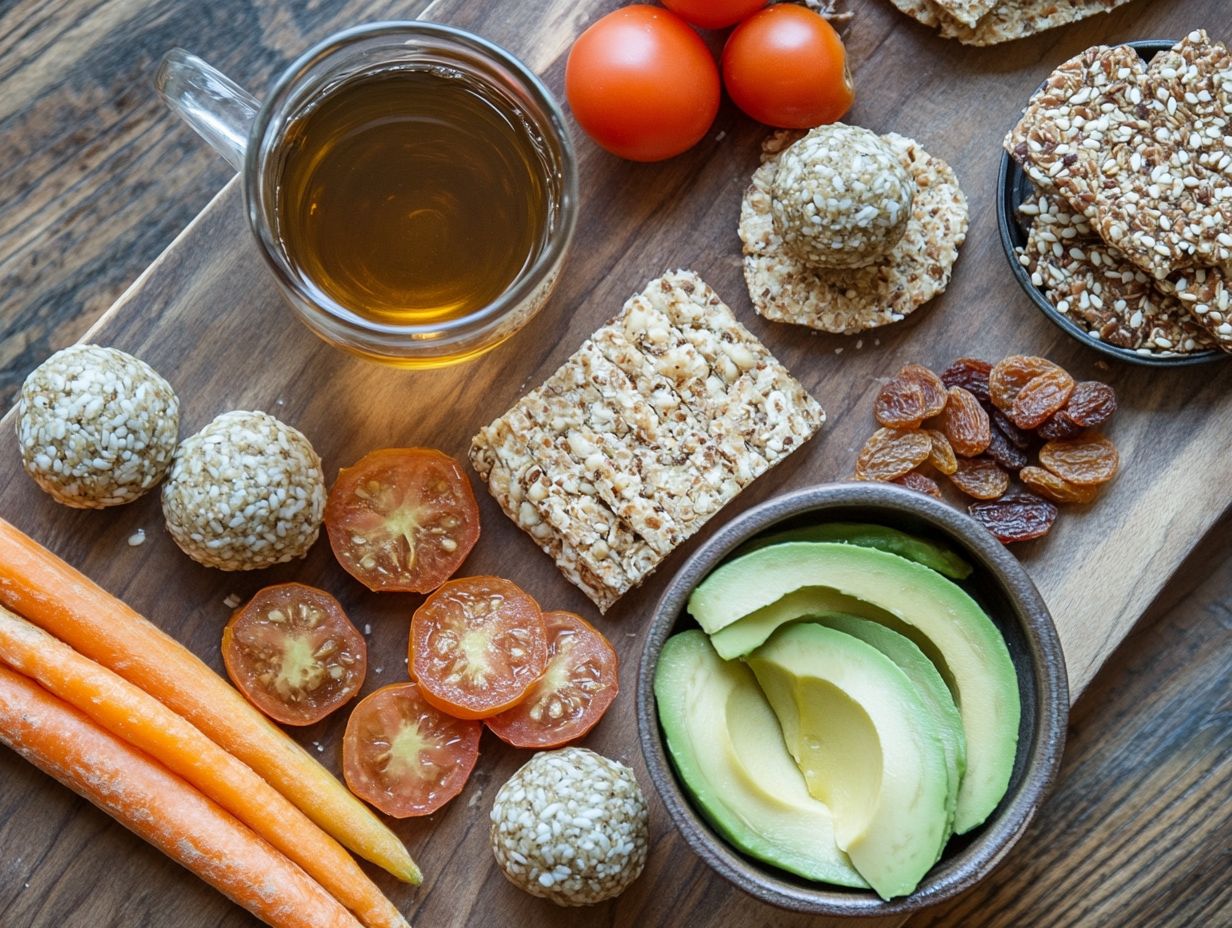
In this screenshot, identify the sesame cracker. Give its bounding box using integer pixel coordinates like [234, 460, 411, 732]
[469, 272, 824, 612]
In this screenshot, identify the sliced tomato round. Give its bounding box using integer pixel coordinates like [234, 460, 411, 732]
[409, 576, 548, 720]
[324, 448, 480, 594]
[485, 611, 619, 749]
[221, 583, 366, 726]
[342, 682, 481, 817]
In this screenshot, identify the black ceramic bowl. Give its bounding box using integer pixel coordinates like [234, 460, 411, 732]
[636, 482, 1069, 916]
[997, 38, 1223, 368]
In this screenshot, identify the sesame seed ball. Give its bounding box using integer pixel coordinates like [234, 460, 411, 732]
[770, 124, 916, 269]
[490, 747, 649, 906]
[161, 410, 325, 571]
[16, 345, 180, 509]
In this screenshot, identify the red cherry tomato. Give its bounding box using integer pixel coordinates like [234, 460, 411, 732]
[485, 611, 620, 749]
[342, 682, 481, 817]
[409, 576, 549, 720]
[722, 5, 854, 129]
[324, 448, 480, 594]
[565, 5, 721, 162]
[662, 0, 768, 30]
[222, 583, 366, 726]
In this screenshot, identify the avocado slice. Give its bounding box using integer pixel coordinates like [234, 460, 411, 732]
[690, 542, 1020, 834]
[747, 623, 951, 900]
[813, 613, 967, 840]
[734, 522, 972, 580]
[709, 589, 900, 661]
[654, 629, 868, 888]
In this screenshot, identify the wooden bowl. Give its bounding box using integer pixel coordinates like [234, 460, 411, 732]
[635, 482, 1069, 916]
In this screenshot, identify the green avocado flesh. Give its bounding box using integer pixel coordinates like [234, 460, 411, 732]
[747, 624, 951, 900]
[654, 630, 868, 888]
[689, 541, 1020, 835]
[734, 522, 973, 580]
[814, 613, 967, 837]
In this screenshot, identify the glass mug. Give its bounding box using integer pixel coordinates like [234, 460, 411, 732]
[155, 22, 578, 368]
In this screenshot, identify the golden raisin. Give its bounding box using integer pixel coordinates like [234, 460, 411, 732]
[855, 428, 932, 482]
[948, 457, 1010, 499]
[939, 387, 991, 457]
[1039, 434, 1120, 486]
[989, 355, 1065, 411]
[1020, 466, 1100, 504]
[900, 364, 949, 419]
[873, 377, 927, 428]
[923, 429, 958, 476]
[1009, 368, 1076, 430]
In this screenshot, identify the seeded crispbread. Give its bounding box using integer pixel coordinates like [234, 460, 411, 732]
[470, 271, 825, 612]
[1017, 193, 1219, 355]
[1006, 32, 1232, 282]
[885, 0, 940, 29]
[937, 0, 1131, 46]
[928, 0, 997, 30]
[739, 130, 968, 334]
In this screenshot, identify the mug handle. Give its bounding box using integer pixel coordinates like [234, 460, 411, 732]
[154, 49, 259, 172]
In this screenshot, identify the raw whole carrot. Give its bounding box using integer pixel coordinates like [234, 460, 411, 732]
[0, 665, 363, 928]
[0, 517, 421, 885]
[0, 605, 408, 928]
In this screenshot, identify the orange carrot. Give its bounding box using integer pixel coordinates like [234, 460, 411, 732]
[0, 665, 363, 928]
[0, 517, 420, 884]
[0, 605, 408, 928]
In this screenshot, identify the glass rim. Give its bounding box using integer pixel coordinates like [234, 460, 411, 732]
[242, 20, 578, 342]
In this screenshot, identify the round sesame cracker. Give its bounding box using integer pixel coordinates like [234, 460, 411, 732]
[489, 747, 648, 906]
[161, 410, 325, 571]
[740, 128, 969, 335]
[17, 345, 180, 509]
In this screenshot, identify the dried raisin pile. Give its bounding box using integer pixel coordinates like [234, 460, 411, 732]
[854, 357, 1121, 544]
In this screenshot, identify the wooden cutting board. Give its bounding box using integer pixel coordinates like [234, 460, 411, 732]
[0, 1, 1228, 926]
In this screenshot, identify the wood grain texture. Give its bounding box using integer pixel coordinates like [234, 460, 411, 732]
[0, 0, 1229, 927]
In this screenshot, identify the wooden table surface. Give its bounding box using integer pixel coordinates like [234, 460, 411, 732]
[0, 0, 1229, 926]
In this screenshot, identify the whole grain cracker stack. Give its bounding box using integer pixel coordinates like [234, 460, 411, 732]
[1017, 193, 1216, 355]
[470, 271, 825, 612]
[1006, 32, 1232, 350]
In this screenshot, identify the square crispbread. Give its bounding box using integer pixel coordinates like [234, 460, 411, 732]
[740, 130, 967, 334]
[589, 325, 768, 483]
[1006, 33, 1232, 282]
[1017, 193, 1218, 355]
[936, 0, 1131, 46]
[469, 271, 825, 612]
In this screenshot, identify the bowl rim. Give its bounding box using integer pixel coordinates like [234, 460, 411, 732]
[635, 481, 1070, 916]
[995, 37, 1225, 369]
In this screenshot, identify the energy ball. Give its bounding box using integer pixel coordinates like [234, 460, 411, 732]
[490, 747, 649, 906]
[769, 124, 915, 269]
[17, 345, 180, 508]
[162, 410, 326, 571]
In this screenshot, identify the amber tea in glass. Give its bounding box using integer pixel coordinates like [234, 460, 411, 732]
[156, 23, 577, 367]
[276, 69, 549, 325]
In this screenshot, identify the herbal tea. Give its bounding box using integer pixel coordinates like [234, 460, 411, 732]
[275, 69, 549, 325]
